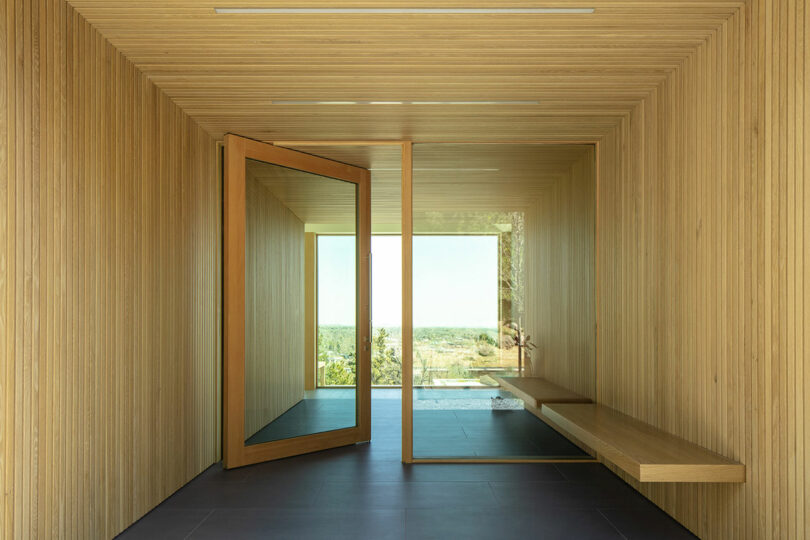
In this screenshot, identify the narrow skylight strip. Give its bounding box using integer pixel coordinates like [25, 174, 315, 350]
[271, 100, 539, 105]
[215, 8, 594, 14]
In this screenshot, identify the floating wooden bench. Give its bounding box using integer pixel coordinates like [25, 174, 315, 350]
[541, 403, 746, 483]
[493, 376, 592, 407]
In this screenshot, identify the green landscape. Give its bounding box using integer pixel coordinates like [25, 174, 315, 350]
[317, 325, 520, 387]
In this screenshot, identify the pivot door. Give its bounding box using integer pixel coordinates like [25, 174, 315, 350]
[223, 134, 371, 468]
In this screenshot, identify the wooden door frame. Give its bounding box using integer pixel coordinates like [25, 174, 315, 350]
[223, 134, 371, 469]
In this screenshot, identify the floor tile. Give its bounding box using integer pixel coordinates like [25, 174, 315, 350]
[315, 481, 498, 509]
[404, 507, 622, 540]
[490, 479, 643, 509]
[189, 508, 404, 540]
[119, 393, 692, 538]
[116, 508, 212, 539]
[161, 478, 323, 509]
[555, 462, 626, 484]
[599, 506, 698, 539]
[405, 463, 565, 482]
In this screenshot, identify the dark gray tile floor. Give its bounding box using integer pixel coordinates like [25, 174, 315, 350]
[412, 407, 589, 457]
[118, 392, 697, 539]
[248, 388, 589, 458]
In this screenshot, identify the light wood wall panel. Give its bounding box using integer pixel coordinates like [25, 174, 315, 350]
[596, 2, 809, 538]
[2, 0, 806, 538]
[244, 170, 305, 438]
[304, 232, 317, 391]
[0, 1, 220, 538]
[524, 148, 596, 398]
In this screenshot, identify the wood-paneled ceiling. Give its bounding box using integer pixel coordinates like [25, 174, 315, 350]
[66, 0, 739, 142]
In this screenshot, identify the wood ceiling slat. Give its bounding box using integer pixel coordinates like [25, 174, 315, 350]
[66, 0, 732, 141]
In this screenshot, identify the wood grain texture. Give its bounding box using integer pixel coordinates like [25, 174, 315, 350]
[244, 166, 306, 439]
[357, 166, 373, 442]
[0, 1, 220, 538]
[2, 0, 806, 538]
[223, 135, 371, 468]
[524, 147, 596, 399]
[401, 142, 413, 464]
[222, 133, 248, 469]
[304, 232, 316, 390]
[64, 0, 739, 143]
[542, 404, 746, 483]
[595, 2, 809, 538]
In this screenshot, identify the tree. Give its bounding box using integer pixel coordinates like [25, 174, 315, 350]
[371, 328, 402, 385]
[324, 354, 356, 386]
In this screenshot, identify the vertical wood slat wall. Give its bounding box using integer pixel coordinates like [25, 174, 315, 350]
[304, 232, 317, 390]
[0, 0, 807, 538]
[244, 172, 305, 439]
[596, 2, 808, 538]
[525, 149, 596, 399]
[0, 1, 220, 538]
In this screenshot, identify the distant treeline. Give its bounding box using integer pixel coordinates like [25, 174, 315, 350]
[318, 325, 504, 386]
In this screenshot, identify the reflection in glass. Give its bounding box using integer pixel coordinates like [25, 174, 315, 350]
[411, 144, 596, 459]
[244, 158, 357, 445]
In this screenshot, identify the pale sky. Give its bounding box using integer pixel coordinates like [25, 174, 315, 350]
[317, 235, 498, 328]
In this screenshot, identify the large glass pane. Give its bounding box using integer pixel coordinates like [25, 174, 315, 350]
[413, 235, 501, 388]
[370, 235, 402, 387]
[318, 235, 404, 388]
[317, 235, 357, 387]
[244, 158, 357, 445]
[411, 143, 596, 460]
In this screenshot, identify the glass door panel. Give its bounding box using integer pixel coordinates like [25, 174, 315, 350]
[244, 158, 357, 446]
[407, 143, 596, 461]
[224, 135, 370, 468]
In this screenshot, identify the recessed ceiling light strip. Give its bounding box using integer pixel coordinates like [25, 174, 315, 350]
[410, 101, 538, 105]
[271, 100, 539, 105]
[370, 168, 499, 171]
[215, 8, 594, 14]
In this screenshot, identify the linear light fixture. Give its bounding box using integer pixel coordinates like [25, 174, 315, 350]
[215, 8, 594, 14]
[271, 100, 539, 105]
[411, 101, 538, 105]
[370, 168, 499, 171]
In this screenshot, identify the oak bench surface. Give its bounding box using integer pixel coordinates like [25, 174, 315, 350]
[541, 403, 746, 483]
